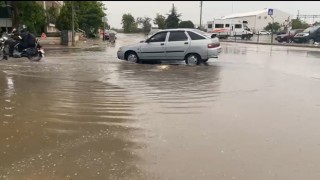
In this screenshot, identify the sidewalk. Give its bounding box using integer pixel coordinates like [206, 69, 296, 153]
[41, 38, 109, 50]
[220, 39, 320, 49]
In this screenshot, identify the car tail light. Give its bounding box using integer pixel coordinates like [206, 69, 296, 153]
[208, 43, 220, 48]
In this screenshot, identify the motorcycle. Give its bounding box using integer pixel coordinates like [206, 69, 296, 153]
[0, 32, 45, 61]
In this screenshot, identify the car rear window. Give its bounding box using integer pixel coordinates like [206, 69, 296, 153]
[187, 31, 206, 40]
[168, 31, 188, 41]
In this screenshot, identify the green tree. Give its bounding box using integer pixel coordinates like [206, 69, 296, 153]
[153, 13, 166, 29]
[137, 17, 152, 34]
[165, 4, 181, 29]
[17, 1, 46, 34]
[47, 6, 59, 24]
[75, 1, 106, 36]
[11, 1, 19, 28]
[57, 1, 106, 37]
[178, 20, 195, 28]
[122, 13, 137, 33]
[314, 21, 320, 26]
[56, 1, 79, 31]
[264, 22, 281, 32]
[291, 18, 309, 29]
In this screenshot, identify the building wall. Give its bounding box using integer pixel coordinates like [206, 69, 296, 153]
[0, 1, 63, 32]
[224, 9, 292, 33]
[254, 10, 291, 32]
[0, 1, 13, 31]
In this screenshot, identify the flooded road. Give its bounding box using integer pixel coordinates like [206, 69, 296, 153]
[1, 33, 320, 179]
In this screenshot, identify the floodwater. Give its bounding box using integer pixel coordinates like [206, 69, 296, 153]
[1, 33, 320, 180]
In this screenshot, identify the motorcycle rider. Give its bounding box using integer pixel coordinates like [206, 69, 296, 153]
[8, 24, 37, 56]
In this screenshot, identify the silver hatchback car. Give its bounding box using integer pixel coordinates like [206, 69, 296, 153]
[117, 28, 221, 65]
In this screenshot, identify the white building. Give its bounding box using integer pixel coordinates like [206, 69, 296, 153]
[220, 8, 292, 33]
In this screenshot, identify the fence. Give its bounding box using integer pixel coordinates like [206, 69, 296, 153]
[216, 30, 319, 47]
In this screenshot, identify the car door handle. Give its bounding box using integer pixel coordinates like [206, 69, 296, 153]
[160, 43, 164, 45]
[184, 42, 188, 44]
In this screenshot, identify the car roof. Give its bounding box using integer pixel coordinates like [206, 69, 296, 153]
[157, 28, 199, 32]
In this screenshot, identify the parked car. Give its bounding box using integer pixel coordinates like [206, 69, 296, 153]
[117, 28, 221, 65]
[276, 31, 287, 35]
[103, 30, 117, 41]
[293, 25, 320, 44]
[257, 30, 271, 35]
[275, 29, 304, 43]
[103, 31, 110, 40]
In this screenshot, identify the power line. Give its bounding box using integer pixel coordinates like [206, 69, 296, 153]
[297, 11, 320, 23]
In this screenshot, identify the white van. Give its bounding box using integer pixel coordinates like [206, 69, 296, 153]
[206, 19, 253, 40]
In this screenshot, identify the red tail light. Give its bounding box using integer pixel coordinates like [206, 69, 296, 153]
[208, 43, 220, 48]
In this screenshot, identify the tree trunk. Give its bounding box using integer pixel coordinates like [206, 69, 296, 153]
[11, 1, 20, 28]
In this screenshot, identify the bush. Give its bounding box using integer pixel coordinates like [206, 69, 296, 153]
[178, 20, 195, 28]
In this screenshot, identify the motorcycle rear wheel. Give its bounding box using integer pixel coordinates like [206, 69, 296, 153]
[27, 52, 43, 62]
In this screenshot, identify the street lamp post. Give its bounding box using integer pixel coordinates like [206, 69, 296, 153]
[103, 17, 105, 41]
[200, 1, 202, 28]
[71, 1, 75, 46]
[101, 16, 107, 41]
[270, 16, 274, 43]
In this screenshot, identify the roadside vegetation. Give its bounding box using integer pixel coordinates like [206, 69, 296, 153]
[121, 4, 196, 34]
[264, 18, 315, 33]
[56, 1, 107, 38]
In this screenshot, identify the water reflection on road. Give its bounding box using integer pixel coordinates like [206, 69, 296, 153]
[1, 33, 320, 179]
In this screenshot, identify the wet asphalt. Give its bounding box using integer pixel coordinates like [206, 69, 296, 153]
[1, 33, 320, 180]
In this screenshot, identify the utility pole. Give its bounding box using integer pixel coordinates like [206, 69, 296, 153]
[232, 1, 233, 13]
[200, 1, 203, 29]
[102, 17, 106, 41]
[270, 16, 274, 43]
[71, 1, 75, 46]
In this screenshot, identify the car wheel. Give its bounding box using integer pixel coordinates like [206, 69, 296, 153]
[185, 54, 200, 65]
[308, 38, 315, 44]
[126, 52, 140, 63]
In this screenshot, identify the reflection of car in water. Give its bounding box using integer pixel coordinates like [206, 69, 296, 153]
[115, 62, 221, 101]
[117, 28, 221, 65]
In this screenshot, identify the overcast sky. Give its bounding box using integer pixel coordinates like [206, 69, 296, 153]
[103, 1, 320, 29]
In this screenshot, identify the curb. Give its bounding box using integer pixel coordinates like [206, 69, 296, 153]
[43, 44, 108, 50]
[220, 40, 320, 49]
[45, 47, 82, 50]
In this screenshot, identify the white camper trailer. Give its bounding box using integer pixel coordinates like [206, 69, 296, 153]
[206, 19, 253, 39]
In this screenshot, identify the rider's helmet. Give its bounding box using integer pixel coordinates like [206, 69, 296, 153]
[18, 24, 27, 33]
